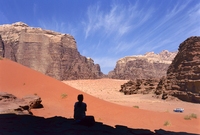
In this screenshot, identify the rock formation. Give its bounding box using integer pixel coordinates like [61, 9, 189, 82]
[155, 36, 200, 103]
[0, 35, 4, 57]
[0, 92, 42, 115]
[120, 79, 159, 95]
[0, 22, 103, 80]
[108, 50, 177, 80]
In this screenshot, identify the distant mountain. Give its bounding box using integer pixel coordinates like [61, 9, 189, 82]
[0, 22, 103, 80]
[108, 50, 177, 80]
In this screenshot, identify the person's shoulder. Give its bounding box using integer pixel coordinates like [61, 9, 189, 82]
[74, 102, 79, 105]
[82, 102, 87, 106]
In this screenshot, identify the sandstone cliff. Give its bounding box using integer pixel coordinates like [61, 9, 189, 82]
[0, 22, 103, 80]
[108, 50, 177, 80]
[155, 36, 200, 103]
[0, 35, 4, 57]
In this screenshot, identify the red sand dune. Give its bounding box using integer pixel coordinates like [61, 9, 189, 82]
[0, 59, 199, 134]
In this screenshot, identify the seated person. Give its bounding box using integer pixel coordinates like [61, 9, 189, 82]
[74, 94, 87, 122]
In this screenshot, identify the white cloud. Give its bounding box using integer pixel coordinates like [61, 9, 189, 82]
[131, 1, 199, 54]
[82, 1, 155, 56]
[83, 2, 151, 39]
[145, 1, 191, 38]
[83, 4, 99, 39]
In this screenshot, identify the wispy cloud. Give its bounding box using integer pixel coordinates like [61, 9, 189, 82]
[111, 40, 138, 55]
[144, 1, 191, 39]
[83, 3, 101, 39]
[38, 17, 76, 36]
[33, 4, 38, 17]
[0, 11, 9, 24]
[127, 0, 200, 54]
[38, 18, 65, 33]
[82, 1, 155, 56]
[83, 1, 152, 39]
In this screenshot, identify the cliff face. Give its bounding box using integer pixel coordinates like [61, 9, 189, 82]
[156, 36, 200, 103]
[108, 50, 177, 80]
[0, 22, 103, 80]
[0, 35, 4, 57]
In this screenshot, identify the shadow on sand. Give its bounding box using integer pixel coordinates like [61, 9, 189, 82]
[0, 114, 198, 135]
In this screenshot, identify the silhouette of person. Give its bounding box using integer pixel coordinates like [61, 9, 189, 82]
[74, 94, 87, 122]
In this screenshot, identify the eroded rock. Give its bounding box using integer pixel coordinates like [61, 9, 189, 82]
[155, 36, 200, 103]
[120, 79, 159, 95]
[0, 92, 43, 115]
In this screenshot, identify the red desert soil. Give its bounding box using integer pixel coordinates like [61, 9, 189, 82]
[0, 59, 199, 134]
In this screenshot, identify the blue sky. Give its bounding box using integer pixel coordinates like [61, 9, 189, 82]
[0, 0, 199, 74]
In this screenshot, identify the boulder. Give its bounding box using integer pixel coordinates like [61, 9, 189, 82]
[0, 92, 43, 115]
[0, 92, 17, 101]
[22, 95, 43, 109]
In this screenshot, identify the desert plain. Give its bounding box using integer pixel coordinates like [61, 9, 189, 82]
[63, 79, 200, 115]
[0, 59, 200, 134]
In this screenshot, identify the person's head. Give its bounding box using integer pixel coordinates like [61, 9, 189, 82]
[77, 94, 83, 102]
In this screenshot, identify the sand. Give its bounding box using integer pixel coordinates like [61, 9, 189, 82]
[0, 59, 200, 134]
[63, 79, 200, 115]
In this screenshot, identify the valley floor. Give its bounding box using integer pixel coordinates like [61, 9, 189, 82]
[63, 79, 200, 116]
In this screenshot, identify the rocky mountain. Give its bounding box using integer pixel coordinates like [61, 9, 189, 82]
[108, 50, 177, 80]
[0, 22, 103, 80]
[155, 36, 200, 103]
